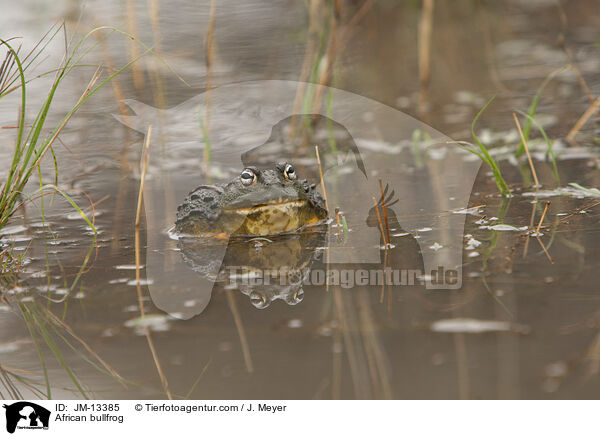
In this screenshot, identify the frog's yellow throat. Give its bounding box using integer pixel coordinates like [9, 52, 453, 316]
[224, 200, 322, 235]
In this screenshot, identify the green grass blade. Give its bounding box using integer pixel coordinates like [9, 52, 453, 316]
[20, 305, 52, 399]
[471, 96, 511, 196]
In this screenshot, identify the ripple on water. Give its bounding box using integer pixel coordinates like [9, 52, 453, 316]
[0, 224, 27, 235]
[124, 314, 172, 335]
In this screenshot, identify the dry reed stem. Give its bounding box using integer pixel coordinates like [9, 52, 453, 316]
[557, 200, 600, 223]
[378, 180, 391, 248]
[332, 327, 342, 399]
[585, 332, 600, 377]
[332, 287, 362, 398]
[566, 96, 600, 144]
[513, 112, 539, 186]
[337, 0, 376, 48]
[534, 201, 553, 264]
[147, 0, 166, 109]
[226, 290, 254, 373]
[379, 247, 387, 304]
[371, 197, 387, 247]
[315, 145, 331, 293]
[453, 332, 470, 399]
[536, 236, 553, 264]
[134, 125, 172, 399]
[476, 0, 509, 93]
[523, 202, 536, 258]
[315, 146, 328, 213]
[93, 26, 129, 119]
[535, 201, 550, 235]
[556, 2, 594, 104]
[126, 0, 145, 89]
[135, 125, 152, 227]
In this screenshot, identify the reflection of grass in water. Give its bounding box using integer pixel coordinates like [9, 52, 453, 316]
[1, 230, 127, 399]
[0, 364, 47, 399]
[479, 197, 514, 318]
[18, 298, 126, 399]
[411, 128, 432, 168]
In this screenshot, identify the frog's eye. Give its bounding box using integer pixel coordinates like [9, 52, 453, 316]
[283, 163, 297, 181]
[240, 168, 257, 186]
[250, 291, 269, 309]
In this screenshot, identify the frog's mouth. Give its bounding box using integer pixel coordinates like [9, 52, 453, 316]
[225, 200, 308, 216]
[223, 185, 307, 213]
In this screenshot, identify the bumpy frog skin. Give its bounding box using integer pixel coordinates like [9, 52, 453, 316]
[175, 162, 327, 236]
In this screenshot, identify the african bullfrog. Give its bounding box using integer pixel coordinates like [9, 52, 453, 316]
[175, 162, 327, 236]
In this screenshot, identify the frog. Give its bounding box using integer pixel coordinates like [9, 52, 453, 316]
[175, 162, 328, 236]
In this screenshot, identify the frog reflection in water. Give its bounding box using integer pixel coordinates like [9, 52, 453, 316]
[178, 230, 326, 309]
[175, 162, 328, 309]
[175, 163, 327, 236]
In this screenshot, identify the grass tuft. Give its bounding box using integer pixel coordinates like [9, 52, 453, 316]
[1, 24, 177, 232]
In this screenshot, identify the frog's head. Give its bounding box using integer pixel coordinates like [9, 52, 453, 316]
[219, 162, 327, 235]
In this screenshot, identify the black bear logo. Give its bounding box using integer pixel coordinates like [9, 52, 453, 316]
[3, 402, 50, 433]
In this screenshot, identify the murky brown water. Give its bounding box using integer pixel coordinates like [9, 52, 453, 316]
[2, 0, 600, 399]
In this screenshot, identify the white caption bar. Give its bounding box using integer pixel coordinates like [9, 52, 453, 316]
[0, 400, 597, 435]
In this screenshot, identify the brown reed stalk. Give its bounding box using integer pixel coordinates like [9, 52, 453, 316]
[566, 96, 600, 144]
[126, 0, 145, 89]
[315, 146, 329, 213]
[513, 113, 539, 186]
[134, 125, 172, 399]
[378, 180, 391, 248]
[535, 201, 550, 235]
[371, 197, 387, 247]
[225, 291, 254, 373]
